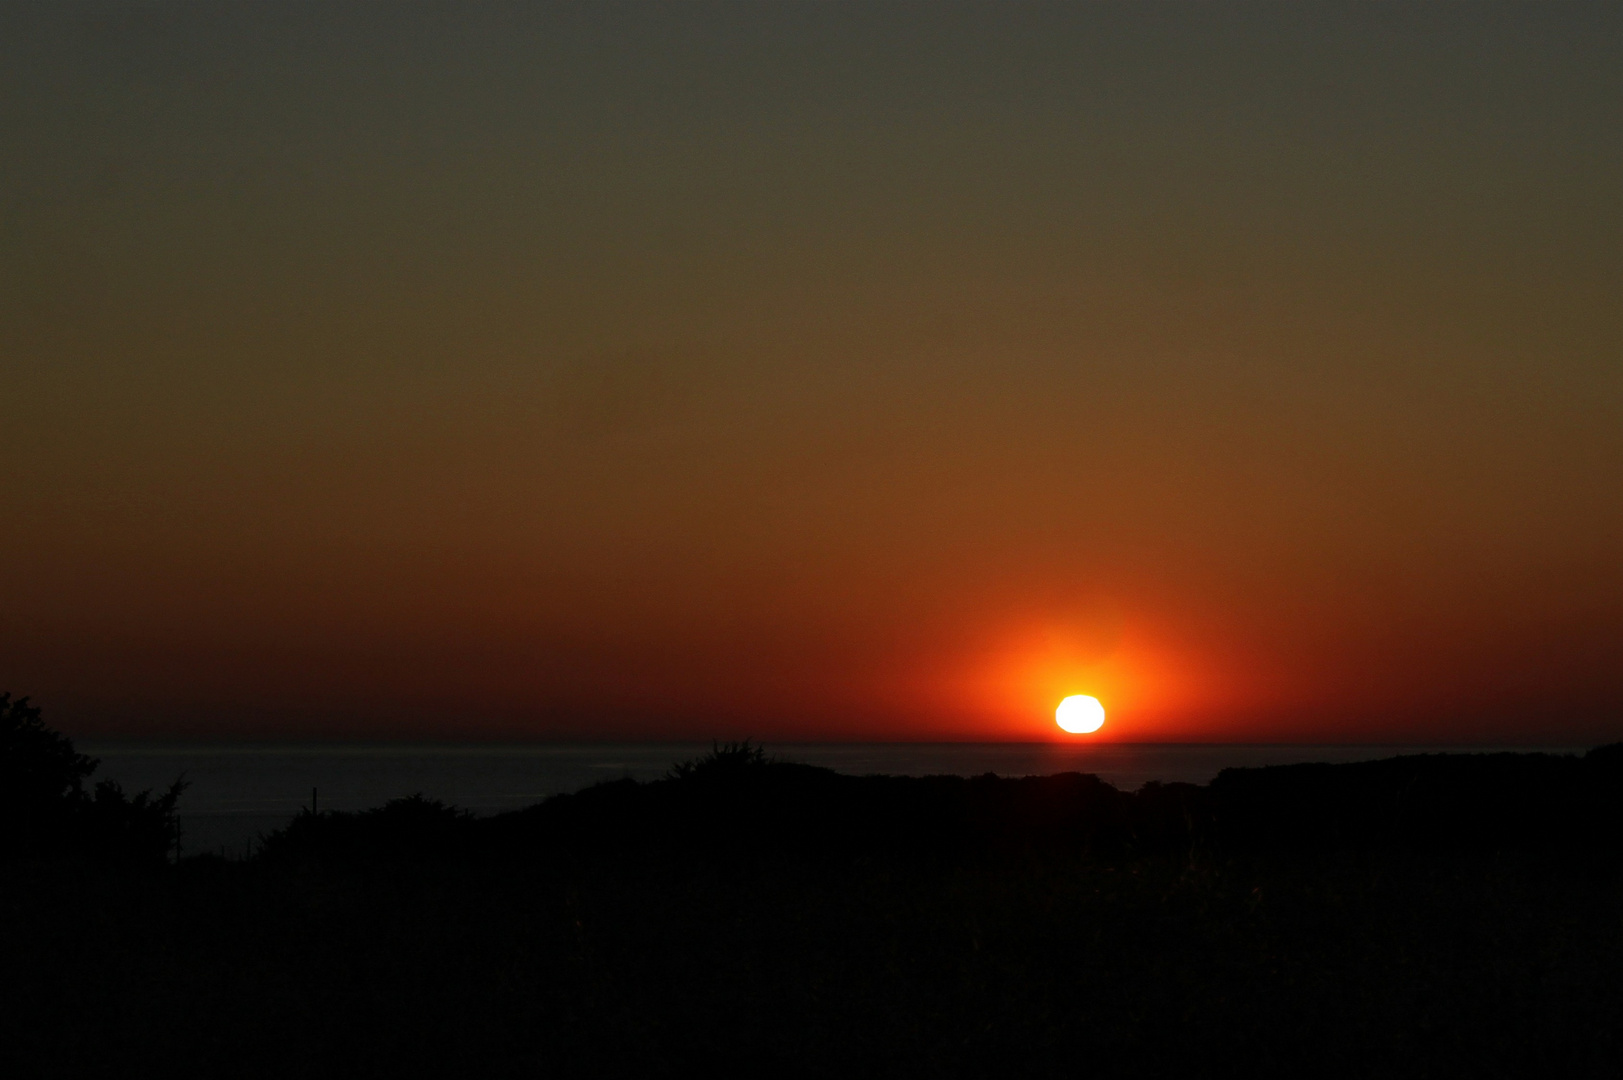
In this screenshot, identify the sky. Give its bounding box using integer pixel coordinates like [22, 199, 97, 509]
[2, 2, 1621, 744]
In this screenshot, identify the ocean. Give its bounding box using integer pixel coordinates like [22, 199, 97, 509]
[82, 741, 1580, 858]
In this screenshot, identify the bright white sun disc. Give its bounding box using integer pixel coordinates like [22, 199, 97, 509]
[1056, 694, 1105, 734]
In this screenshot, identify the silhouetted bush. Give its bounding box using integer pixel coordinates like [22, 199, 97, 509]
[0, 691, 183, 866]
[668, 738, 770, 782]
[0, 692, 95, 859]
[256, 793, 477, 870]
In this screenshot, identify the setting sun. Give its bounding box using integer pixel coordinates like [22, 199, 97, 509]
[1055, 695, 1105, 734]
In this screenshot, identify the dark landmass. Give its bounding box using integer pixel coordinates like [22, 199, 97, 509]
[5, 699, 1623, 1078]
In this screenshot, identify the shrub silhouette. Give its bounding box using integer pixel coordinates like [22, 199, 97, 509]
[668, 739, 770, 783]
[256, 793, 476, 868]
[1, 692, 96, 855]
[0, 691, 184, 865]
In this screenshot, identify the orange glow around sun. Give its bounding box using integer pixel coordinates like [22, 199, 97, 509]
[927, 610, 1249, 741]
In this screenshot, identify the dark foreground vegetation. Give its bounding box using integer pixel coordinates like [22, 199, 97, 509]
[5, 700, 1623, 1077]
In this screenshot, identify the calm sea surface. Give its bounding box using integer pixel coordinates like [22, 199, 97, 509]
[83, 742, 1580, 858]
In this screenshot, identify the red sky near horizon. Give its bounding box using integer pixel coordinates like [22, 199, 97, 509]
[3, 4, 1621, 744]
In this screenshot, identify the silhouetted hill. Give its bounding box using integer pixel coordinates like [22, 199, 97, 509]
[247, 742, 1623, 872]
[1209, 747, 1623, 851]
[7, 733, 1623, 1078]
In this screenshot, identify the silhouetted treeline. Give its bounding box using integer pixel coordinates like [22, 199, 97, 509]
[0, 692, 182, 865]
[248, 739, 1623, 873]
[8, 709, 1623, 1078]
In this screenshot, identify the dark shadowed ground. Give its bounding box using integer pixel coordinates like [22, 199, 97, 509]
[5, 740, 1623, 1078]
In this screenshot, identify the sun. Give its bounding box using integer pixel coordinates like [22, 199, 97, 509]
[1056, 694, 1105, 734]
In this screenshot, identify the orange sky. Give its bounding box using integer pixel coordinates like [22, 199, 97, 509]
[2, 3, 1621, 743]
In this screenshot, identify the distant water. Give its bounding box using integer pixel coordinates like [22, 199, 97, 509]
[83, 741, 1580, 858]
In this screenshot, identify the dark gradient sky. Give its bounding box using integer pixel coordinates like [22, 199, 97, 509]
[3, 2, 1621, 742]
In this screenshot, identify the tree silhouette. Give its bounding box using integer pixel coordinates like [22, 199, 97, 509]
[0, 692, 183, 864]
